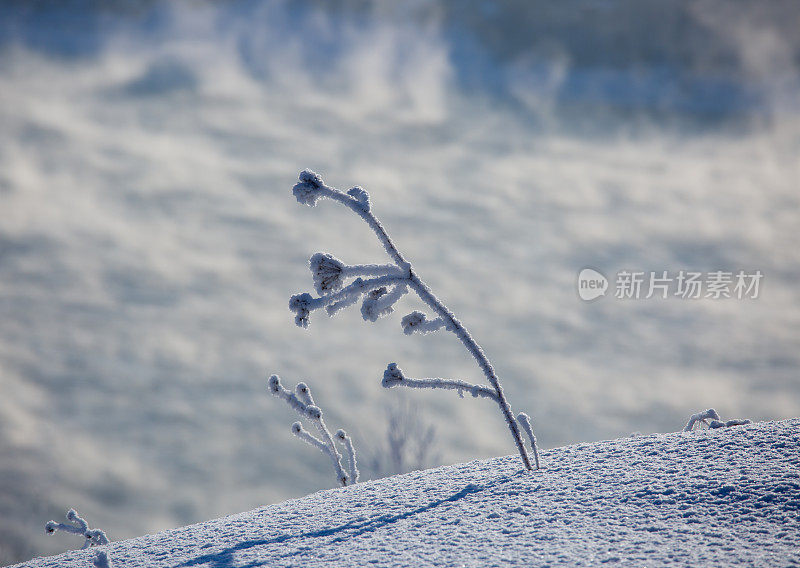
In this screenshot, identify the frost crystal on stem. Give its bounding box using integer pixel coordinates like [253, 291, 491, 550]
[45, 509, 109, 550]
[289, 169, 536, 471]
[269, 374, 358, 487]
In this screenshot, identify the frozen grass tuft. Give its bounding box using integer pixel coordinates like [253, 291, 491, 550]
[269, 374, 358, 486]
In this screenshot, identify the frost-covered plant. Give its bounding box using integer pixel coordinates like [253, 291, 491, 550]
[45, 509, 109, 550]
[289, 169, 536, 470]
[683, 408, 751, 431]
[269, 374, 359, 486]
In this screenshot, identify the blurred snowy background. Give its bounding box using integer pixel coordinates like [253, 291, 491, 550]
[1, 0, 799, 564]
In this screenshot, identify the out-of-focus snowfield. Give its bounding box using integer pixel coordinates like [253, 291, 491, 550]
[1, 1, 798, 564]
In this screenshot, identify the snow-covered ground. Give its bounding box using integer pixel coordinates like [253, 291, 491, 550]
[2, 1, 800, 565]
[22, 419, 800, 567]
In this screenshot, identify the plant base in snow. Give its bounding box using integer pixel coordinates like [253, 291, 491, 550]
[289, 169, 535, 471]
[94, 550, 112, 568]
[269, 374, 358, 486]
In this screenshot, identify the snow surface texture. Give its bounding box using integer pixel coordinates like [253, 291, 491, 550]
[2, 1, 800, 564]
[20, 419, 799, 568]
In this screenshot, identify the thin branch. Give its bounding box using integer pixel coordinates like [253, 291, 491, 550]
[290, 274, 408, 328]
[292, 422, 329, 453]
[336, 429, 359, 484]
[517, 412, 541, 470]
[382, 363, 500, 403]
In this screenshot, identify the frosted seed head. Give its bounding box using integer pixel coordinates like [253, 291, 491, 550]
[401, 311, 426, 335]
[309, 253, 345, 294]
[45, 521, 57, 534]
[291, 421, 303, 434]
[335, 429, 346, 440]
[298, 169, 323, 186]
[705, 408, 720, 420]
[346, 186, 370, 210]
[708, 420, 725, 429]
[382, 363, 404, 388]
[66, 509, 78, 521]
[305, 405, 322, 419]
[268, 374, 282, 394]
[289, 293, 313, 328]
[293, 170, 325, 206]
[295, 382, 309, 395]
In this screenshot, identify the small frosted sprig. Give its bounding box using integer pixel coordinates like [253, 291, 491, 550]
[290, 273, 406, 328]
[401, 311, 448, 335]
[382, 363, 500, 403]
[516, 412, 541, 470]
[361, 284, 407, 322]
[336, 429, 360, 484]
[269, 374, 358, 487]
[684, 408, 751, 431]
[45, 509, 109, 550]
[290, 169, 535, 471]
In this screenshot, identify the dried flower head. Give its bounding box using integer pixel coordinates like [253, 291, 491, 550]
[292, 169, 326, 206]
[289, 293, 313, 328]
[309, 253, 346, 295]
[382, 363, 405, 388]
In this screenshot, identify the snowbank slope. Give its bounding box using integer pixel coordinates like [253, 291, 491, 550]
[23, 419, 799, 567]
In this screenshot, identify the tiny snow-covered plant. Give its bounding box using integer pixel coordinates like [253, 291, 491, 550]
[45, 509, 109, 550]
[683, 408, 751, 431]
[94, 550, 112, 568]
[269, 374, 359, 486]
[683, 408, 720, 431]
[289, 169, 536, 470]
